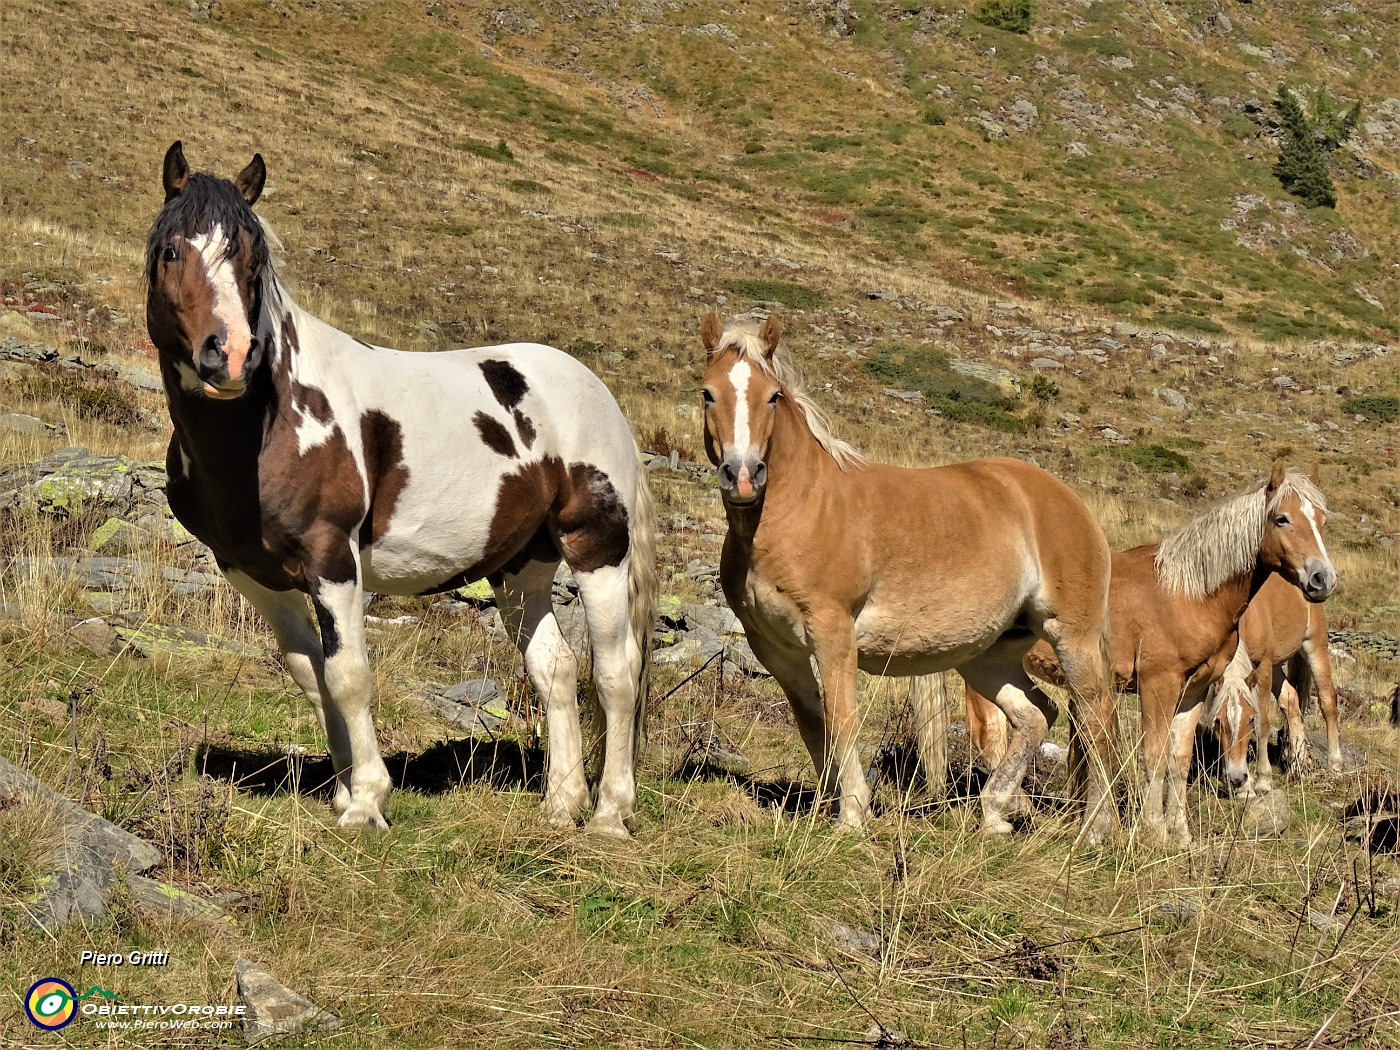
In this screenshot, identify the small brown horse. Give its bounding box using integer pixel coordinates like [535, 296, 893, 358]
[1211, 573, 1341, 794]
[968, 464, 1336, 846]
[699, 313, 1118, 841]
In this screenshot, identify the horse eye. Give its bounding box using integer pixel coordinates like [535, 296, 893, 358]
[1275, 514, 1290, 527]
[701, 389, 715, 405]
[768, 390, 781, 405]
[162, 244, 178, 263]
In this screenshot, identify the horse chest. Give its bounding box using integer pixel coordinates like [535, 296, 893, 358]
[724, 564, 810, 649]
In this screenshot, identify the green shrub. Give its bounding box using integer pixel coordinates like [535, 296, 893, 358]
[1030, 374, 1060, 401]
[1274, 86, 1336, 208]
[973, 0, 1033, 34]
[1340, 395, 1400, 422]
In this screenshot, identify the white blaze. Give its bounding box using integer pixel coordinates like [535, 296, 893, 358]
[189, 225, 253, 384]
[728, 359, 752, 456]
[1299, 498, 1331, 586]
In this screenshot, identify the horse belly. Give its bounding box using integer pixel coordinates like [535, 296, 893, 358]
[854, 600, 1016, 675]
[359, 470, 508, 595]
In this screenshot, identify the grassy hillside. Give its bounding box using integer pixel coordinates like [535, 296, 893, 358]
[2, 1, 1399, 1046]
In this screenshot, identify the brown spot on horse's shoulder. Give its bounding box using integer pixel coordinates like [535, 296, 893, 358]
[360, 409, 411, 549]
[481, 358, 529, 409]
[474, 410, 518, 458]
[558, 463, 630, 573]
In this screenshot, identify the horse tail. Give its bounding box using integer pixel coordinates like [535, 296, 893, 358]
[626, 458, 658, 754]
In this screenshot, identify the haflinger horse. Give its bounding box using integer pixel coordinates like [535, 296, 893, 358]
[145, 143, 656, 836]
[1210, 572, 1341, 797]
[698, 312, 1120, 842]
[967, 463, 1336, 846]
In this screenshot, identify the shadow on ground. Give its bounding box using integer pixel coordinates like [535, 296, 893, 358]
[195, 738, 546, 800]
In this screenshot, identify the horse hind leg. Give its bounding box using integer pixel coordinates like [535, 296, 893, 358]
[960, 647, 1057, 837]
[963, 685, 1030, 820]
[1046, 623, 1120, 846]
[492, 553, 589, 830]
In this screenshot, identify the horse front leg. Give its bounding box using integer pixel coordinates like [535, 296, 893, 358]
[1137, 676, 1177, 847]
[1301, 633, 1342, 773]
[224, 568, 353, 814]
[1165, 697, 1205, 848]
[811, 616, 870, 830]
[1252, 661, 1277, 795]
[308, 540, 391, 831]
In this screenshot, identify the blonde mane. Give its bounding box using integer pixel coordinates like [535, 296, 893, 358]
[717, 323, 865, 470]
[1154, 471, 1327, 599]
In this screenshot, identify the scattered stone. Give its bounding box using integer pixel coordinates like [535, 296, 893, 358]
[0, 411, 60, 434]
[1030, 358, 1064, 370]
[235, 959, 342, 1047]
[949, 359, 1020, 394]
[1150, 898, 1202, 926]
[68, 617, 125, 657]
[1153, 387, 1190, 410]
[815, 918, 883, 958]
[89, 517, 151, 554]
[0, 756, 227, 929]
[1241, 789, 1289, 838]
[883, 387, 923, 403]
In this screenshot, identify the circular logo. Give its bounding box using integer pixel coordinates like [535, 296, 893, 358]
[25, 978, 77, 1030]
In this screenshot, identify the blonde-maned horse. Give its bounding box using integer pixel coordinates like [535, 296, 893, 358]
[1210, 573, 1341, 795]
[699, 313, 1118, 841]
[967, 464, 1336, 846]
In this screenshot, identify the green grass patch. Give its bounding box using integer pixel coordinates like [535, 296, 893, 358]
[1100, 443, 1194, 473]
[720, 279, 824, 310]
[1152, 311, 1227, 334]
[862, 345, 1028, 432]
[1079, 281, 1154, 307]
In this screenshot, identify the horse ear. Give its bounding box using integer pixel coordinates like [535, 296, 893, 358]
[1268, 459, 1287, 492]
[758, 314, 782, 359]
[700, 312, 723, 357]
[235, 153, 266, 206]
[163, 141, 190, 201]
[1307, 460, 1322, 483]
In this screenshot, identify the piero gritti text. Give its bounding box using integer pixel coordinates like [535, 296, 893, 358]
[80, 951, 171, 967]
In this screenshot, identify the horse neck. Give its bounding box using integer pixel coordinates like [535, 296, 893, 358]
[724, 394, 837, 543]
[1197, 559, 1275, 634]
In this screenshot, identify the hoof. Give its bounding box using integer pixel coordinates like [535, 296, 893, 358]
[585, 816, 632, 841]
[337, 801, 390, 831]
[980, 818, 1015, 838]
[540, 791, 588, 830]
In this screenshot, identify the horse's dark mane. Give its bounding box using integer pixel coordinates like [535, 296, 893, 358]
[145, 172, 268, 281]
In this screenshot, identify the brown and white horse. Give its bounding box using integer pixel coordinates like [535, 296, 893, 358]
[145, 143, 656, 836]
[967, 464, 1335, 846]
[699, 313, 1119, 842]
[1210, 572, 1341, 796]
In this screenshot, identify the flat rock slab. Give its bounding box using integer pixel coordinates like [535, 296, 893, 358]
[113, 622, 260, 659]
[1, 756, 159, 925]
[236, 959, 341, 1046]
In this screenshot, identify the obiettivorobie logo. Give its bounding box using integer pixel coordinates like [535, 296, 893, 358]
[24, 978, 120, 1030]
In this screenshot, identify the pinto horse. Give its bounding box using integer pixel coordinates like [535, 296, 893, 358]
[699, 313, 1119, 841]
[967, 464, 1335, 846]
[1210, 572, 1341, 796]
[145, 143, 656, 836]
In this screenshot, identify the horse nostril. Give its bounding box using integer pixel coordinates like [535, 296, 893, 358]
[719, 462, 736, 486]
[753, 461, 767, 486]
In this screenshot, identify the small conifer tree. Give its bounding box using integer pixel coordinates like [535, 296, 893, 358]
[1274, 86, 1336, 208]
